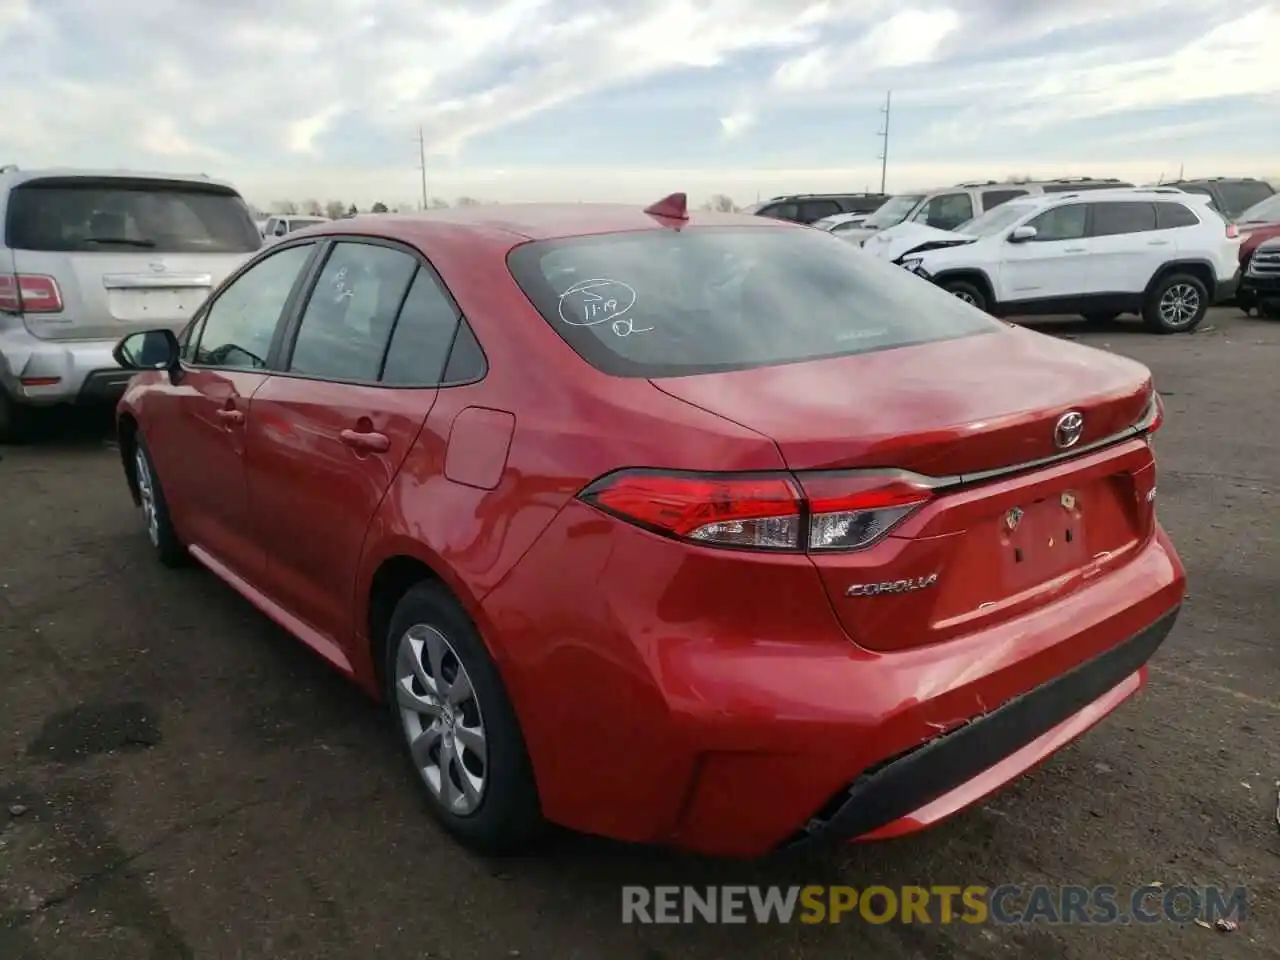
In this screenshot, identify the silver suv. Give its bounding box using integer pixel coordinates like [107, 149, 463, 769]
[838, 177, 1135, 245]
[0, 167, 262, 441]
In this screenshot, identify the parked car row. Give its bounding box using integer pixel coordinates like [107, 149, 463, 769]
[857, 186, 1253, 333]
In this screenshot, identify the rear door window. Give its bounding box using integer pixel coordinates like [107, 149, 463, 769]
[4, 178, 262, 254]
[380, 267, 471, 386]
[760, 203, 798, 221]
[979, 189, 1029, 211]
[507, 226, 1002, 378]
[798, 200, 841, 222]
[286, 241, 418, 382]
[1155, 202, 1200, 229]
[1090, 202, 1157, 237]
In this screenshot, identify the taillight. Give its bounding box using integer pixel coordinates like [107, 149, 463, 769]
[0, 274, 64, 314]
[795, 471, 934, 551]
[578, 468, 934, 553]
[1226, 223, 1239, 239]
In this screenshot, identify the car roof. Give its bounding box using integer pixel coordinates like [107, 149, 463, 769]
[997, 187, 1213, 209]
[0, 166, 242, 193]
[293, 203, 787, 246]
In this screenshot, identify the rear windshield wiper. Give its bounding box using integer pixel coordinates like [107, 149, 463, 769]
[83, 236, 157, 248]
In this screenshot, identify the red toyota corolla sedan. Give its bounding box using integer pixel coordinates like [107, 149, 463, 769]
[112, 195, 1186, 858]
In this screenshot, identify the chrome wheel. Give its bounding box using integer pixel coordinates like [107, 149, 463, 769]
[952, 290, 978, 305]
[1159, 283, 1201, 328]
[135, 448, 160, 547]
[395, 623, 487, 816]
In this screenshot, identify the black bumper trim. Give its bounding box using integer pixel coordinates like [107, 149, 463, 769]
[789, 606, 1180, 848]
[76, 369, 134, 404]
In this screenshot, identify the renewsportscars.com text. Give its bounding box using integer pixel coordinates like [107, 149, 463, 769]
[621, 884, 1248, 926]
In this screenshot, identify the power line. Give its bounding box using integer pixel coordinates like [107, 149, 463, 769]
[876, 90, 891, 194]
[418, 127, 428, 211]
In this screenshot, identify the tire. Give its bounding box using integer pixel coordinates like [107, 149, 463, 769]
[385, 581, 544, 854]
[941, 279, 988, 312]
[1260, 301, 1280, 320]
[1142, 273, 1208, 333]
[1082, 312, 1120, 324]
[0, 390, 31, 445]
[132, 436, 187, 567]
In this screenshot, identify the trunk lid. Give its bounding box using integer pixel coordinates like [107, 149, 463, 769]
[651, 327, 1158, 651]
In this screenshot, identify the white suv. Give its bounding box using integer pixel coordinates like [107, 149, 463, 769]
[0, 167, 262, 440]
[861, 189, 1241, 334]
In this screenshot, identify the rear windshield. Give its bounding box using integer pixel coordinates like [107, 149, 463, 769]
[1210, 181, 1275, 219]
[506, 226, 1003, 378]
[4, 178, 262, 254]
[1239, 193, 1280, 224]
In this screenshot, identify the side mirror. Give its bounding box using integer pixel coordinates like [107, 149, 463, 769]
[113, 329, 181, 375]
[1008, 225, 1038, 243]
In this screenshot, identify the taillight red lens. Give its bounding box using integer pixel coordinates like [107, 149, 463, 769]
[579, 469, 934, 552]
[0, 274, 63, 314]
[1226, 223, 1239, 239]
[581, 471, 802, 550]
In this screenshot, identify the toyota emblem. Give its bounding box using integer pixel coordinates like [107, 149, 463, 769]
[148, 258, 167, 273]
[1054, 411, 1085, 449]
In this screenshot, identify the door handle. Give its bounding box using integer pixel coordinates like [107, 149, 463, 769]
[1147, 240, 1171, 246]
[216, 408, 244, 424]
[340, 428, 390, 453]
[1063, 247, 1087, 253]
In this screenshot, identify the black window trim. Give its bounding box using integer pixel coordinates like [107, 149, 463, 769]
[185, 238, 324, 372]
[269, 234, 488, 390]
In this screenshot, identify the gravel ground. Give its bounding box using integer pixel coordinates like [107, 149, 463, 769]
[1, 308, 1277, 960]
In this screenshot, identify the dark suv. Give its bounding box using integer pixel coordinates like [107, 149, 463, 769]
[1162, 177, 1275, 221]
[743, 193, 888, 225]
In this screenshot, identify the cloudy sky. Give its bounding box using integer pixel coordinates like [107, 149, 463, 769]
[2, 0, 1276, 209]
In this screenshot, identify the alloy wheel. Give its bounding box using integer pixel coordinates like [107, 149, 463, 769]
[952, 290, 978, 305]
[395, 623, 488, 816]
[1158, 283, 1201, 328]
[135, 448, 160, 547]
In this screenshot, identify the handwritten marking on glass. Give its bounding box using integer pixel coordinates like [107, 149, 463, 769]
[557, 279, 651, 337]
[332, 266, 355, 302]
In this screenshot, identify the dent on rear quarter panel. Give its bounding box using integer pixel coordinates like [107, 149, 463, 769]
[444, 407, 516, 490]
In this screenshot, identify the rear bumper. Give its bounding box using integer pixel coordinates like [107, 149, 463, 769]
[790, 606, 1177, 849]
[485, 501, 1188, 858]
[0, 324, 129, 407]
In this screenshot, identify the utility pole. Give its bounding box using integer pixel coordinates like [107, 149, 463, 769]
[876, 90, 891, 194]
[418, 127, 428, 211]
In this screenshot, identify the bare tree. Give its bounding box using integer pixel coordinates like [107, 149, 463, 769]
[273, 199, 298, 215]
[428, 197, 450, 209]
[324, 200, 346, 220]
[702, 193, 738, 212]
[346, 203, 358, 217]
[1003, 174, 1032, 183]
[455, 196, 481, 207]
[371, 201, 389, 213]
[301, 198, 324, 216]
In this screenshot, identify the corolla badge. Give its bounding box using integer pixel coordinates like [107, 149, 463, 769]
[1054, 410, 1085, 449]
[845, 573, 939, 597]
